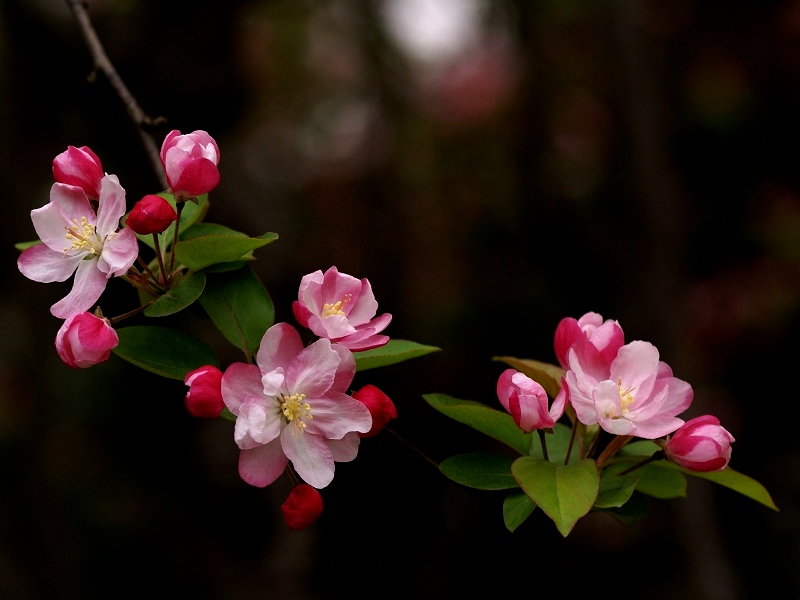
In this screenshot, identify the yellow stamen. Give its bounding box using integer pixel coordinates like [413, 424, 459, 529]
[322, 294, 352, 318]
[280, 392, 312, 434]
[618, 378, 635, 413]
[64, 216, 102, 255]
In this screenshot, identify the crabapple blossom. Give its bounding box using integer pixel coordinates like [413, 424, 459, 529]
[281, 484, 324, 530]
[221, 322, 372, 489]
[55, 311, 118, 368]
[497, 368, 565, 432]
[554, 311, 624, 369]
[663, 415, 734, 472]
[292, 266, 392, 351]
[352, 384, 397, 437]
[160, 129, 220, 198]
[52, 145, 104, 200]
[557, 340, 693, 439]
[17, 175, 139, 318]
[126, 194, 177, 235]
[184, 365, 225, 418]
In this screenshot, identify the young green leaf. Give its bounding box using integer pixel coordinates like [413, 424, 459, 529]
[113, 325, 218, 380]
[439, 452, 518, 490]
[174, 232, 278, 272]
[671, 464, 779, 511]
[423, 393, 533, 455]
[503, 491, 537, 532]
[143, 272, 206, 317]
[354, 339, 440, 371]
[512, 456, 599, 537]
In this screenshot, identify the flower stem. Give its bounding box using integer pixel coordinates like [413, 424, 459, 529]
[384, 426, 439, 470]
[538, 430, 550, 462]
[596, 435, 634, 468]
[152, 233, 168, 286]
[167, 201, 185, 286]
[615, 451, 665, 477]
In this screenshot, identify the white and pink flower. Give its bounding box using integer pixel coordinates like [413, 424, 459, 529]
[557, 340, 693, 439]
[221, 322, 372, 489]
[160, 129, 220, 198]
[554, 311, 624, 369]
[292, 266, 391, 351]
[497, 369, 565, 432]
[55, 311, 118, 369]
[17, 175, 138, 318]
[663, 415, 734, 472]
[52, 145, 104, 200]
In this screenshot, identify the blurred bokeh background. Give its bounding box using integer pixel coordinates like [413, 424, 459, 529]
[1, 0, 798, 598]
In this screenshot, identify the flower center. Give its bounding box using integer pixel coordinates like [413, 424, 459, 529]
[617, 379, 635, 413]
[64, 217, 103, 256]
[322, 294, 351, 318]
[280, 392, 312, 433]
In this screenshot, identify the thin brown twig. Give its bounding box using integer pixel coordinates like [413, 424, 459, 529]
[64, 0, 169, 190]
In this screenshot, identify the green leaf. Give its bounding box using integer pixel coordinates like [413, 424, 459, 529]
[423, 393, 534, 455]
[618, 440, 661, 457]
[354, 339, 441, 371]
[174, 232, 278, 272]
[492, 356, 565, 399]
[15, 239, 41, 251]
[596, 492, 650, 526]
[198, 266, 275, 357]
[512, 456, 599, 537]
[596, 468, 639, 508]
[113, 325, 218, 380]
[143, 272, 206, 317]
[439, 452, 518, 490]
[531, 423, 577, 464]
[670, 464, 779, 511]
[603, 460, 687, 499]
[503, 491, 537, 532]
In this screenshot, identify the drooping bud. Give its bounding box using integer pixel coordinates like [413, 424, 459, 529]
[281, 484, 324, 530]
[55, 311, 118, 368]
[126, 194, 178, 235]
[160, 129, 220, 198]
[52, 145, 104, 200]
[184, 365, 225, 418]
[663, 415, 735, 472]
[351, 384, 397, 437]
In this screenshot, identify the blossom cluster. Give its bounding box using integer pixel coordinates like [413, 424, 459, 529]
[17, 132, 400, 531]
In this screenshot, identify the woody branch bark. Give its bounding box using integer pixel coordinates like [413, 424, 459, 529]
[64, 0, 168, 191]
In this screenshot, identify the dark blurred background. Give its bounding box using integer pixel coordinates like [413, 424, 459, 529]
[1, 0, 797, 598]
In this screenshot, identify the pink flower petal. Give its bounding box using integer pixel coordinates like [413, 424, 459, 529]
[50, 259, 107, 318]
[238, 440, 288, 488]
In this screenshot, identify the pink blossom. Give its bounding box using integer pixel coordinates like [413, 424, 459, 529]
[184, 365, 225, 418]
[221, 322, 372, 489]
[557, 340, 693, 439]
[352, 384, 397, 437]
[160, 130, 220, 198]
[497, 369, 565, 432]
[281, 484, 324, 530]
[292, 266, 392, 351]
[52, 146, 104, 200]
[55, 311, 118, 368]
[663, 415, 734, 472]
[554, 311, 624, 369]
[17, 175, 139, 318]
[126, 194, 177, 235]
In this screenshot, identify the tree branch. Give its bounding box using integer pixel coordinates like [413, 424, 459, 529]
[64, 0, 169, 190]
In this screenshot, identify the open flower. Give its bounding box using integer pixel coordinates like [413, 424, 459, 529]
[55, 311, 118, 368]
[557, 340, 693, 439]
[184, 365, 225, 418]
[221, 322, 372, 489]
[52, 145, 104, 200]
[352, 384, 397, 437]
[497, 369, 565, 432]
[554, 311, 624, 369]
[281, 484, 324, 530]
[17, 175, 139, 318]
[292, 266, 392, 351]
[663, 415, 734, 472]
[160, 129, 220, 198]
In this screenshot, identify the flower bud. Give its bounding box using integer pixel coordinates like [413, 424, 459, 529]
[52, 145, 104, 200]
[160, 129, 220, 198]
[55, 312, 118, 369]
[126, 194, 178, 235]
[664, 415, 735, 472]
[184, 365, 225, 418]
[281, 484, 323, 530]
[351, 384, 397, 437]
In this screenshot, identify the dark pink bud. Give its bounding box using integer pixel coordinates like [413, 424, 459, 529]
[55, 312, 118, 368]
[126, 194, 178, 235]
[184, 365, 224, 418]
[664, 415, 735, 472]
[52, 145, 104, 200]
[281, 484, 323, 530]
[160, 129, 220, 198]
[352, 384, 397, 438]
